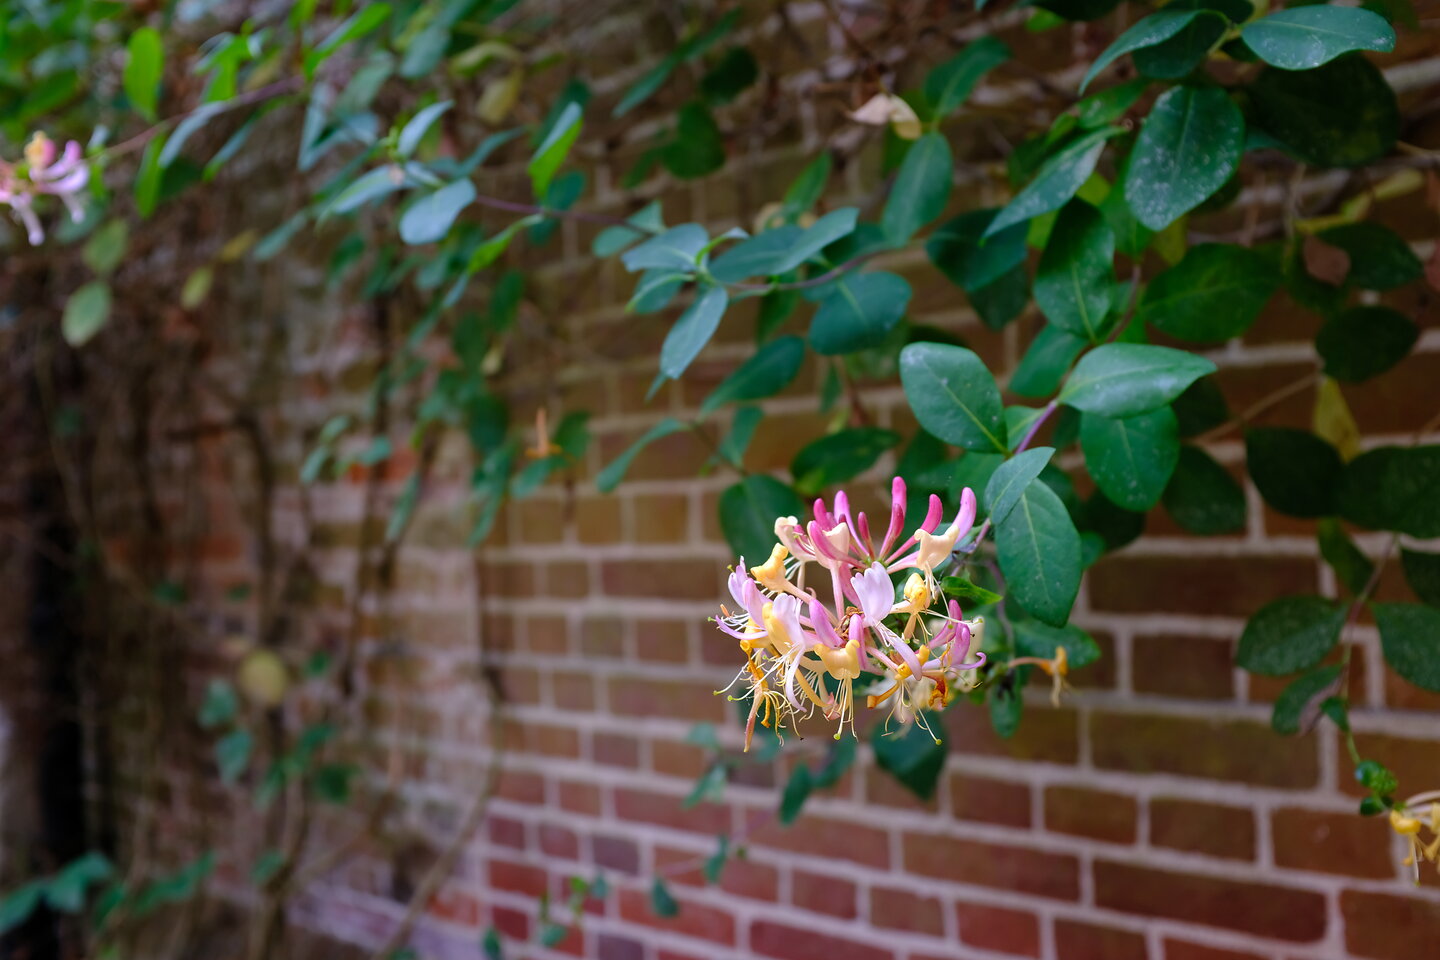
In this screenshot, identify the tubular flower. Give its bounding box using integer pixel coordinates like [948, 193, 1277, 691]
[711, 477, 987, 748]
[1389, 793, 1440, 884]
[1, 133, 91, 244]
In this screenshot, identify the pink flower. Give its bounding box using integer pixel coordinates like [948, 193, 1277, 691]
[2, 133, 91, 244]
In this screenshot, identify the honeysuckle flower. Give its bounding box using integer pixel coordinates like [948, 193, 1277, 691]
[1, 132, 90, 244]
[1011, 645, 1070, 707]
[711, 477, 989, 747]
[1389, 793, 1440, 883]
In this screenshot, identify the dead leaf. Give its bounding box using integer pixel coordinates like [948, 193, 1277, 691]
[1303, 234, 1351, 286]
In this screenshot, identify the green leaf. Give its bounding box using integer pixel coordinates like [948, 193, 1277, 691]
[661, 102, 725, 179]
[1034, 199, 1115, 341]
[1249, 56, 1398, 167]
[1080, 10, 1217, 92]
[702, 835, 730, 885]
[791, 428, 901, 495]
[83, 220, 129, 275]
[925, 36, 1010, 115]
[1080, 490, 1146, 551]
[809, 272, 911, 355]
[984, 447, 1055, 525]
[1375, 603, 1440, 692]
[1133, 12, 1228, 79]
[1059, 344, 1216, 418]
[719, 406, 763, 467]
[970, 263, 1031, 331]
[1010, 327, 1086, 398]
[621, 224, 708, 273]
[882, 133, 953, 245]
[1319, 518, 1374, 595]
[614, 57, 679, 118]
[940, 576, 1004, 606]
[470, 215, 542, 272]
[124, 27, 164, 121]
[306, 3, 392, 78]
[1080, 407, 1179, 511]
[773, 207, 859, 273]
[927, 208, 1029, 292]
[778, 766, 812, 824]
[527, 101, 582, 197]
[399, 179, 475, 245]
[1272, 664, 1343, 735]
[1014, 619, 1101, 669]
[596, 418, 686, 493]
[397, 100, 452, 157]
[872, 715, 947, 800]
[899, 342, 1007, 452]
[719, 475, 804, 561]
[985, 128, 1119, 238]
[995, 479, 1082, 627]
[987, 684, 1022, 739]
[592, 201, 664, 258]
[1242, 6, 1395, 70]
[1402, 548, 1440, 607]
[1245, 428, 1343, 518]
[701, 47, 759, 104]
[627, 270, 687, 314]
[62, 281, 112, 347]
[135, 136, 166, 219]
[1163, 445, 1246, 535]
[216, 728, 253, 784]
[1316, 306, 1417, 382]
[44, 853, 113, 914]
[1139, 243, 1280, 342]
[1124, 84, 1244, 231]
[660, 285, 729, 380]
[1240, 596, 1346, 676]
[0, 884, 44, 936]
[1336, 446, 1440, 538]
[198, 678, 239, 729]
[1172, 378, 1228, 437]
[650, 878, 679, 918]
[709, 226, 804, 283]
[700, 336, 805, 417]
[1315, 222, 1421, 290]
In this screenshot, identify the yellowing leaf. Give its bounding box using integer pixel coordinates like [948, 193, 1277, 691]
[478, 68, 522, 126]
[849, 93, 922, 140]
[182, 267, 214, 309]
[1313, 377, 1361, 462]
[1152, 215, 1188, 265]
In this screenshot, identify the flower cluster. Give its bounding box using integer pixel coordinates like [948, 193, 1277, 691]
[1, 133, 90, 245]
[715, 477, 988, 749]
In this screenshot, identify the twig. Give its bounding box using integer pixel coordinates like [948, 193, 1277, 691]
[1193, 371, 1322, 445]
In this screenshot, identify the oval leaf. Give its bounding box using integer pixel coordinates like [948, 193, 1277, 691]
[1245, 428, 1342, 518]
[399, 179, 476, 245]
[700, 336, 805, 417]
[1139, 243, 1280, 342]
[995, 479, 1082, 627]
[62, 281, 112, 347]
[1033, 199, 1116, 341]
[1237, 595, 1345, 676]
[1080, 407, 1180, 511]
[985, 447, 1055, 526]
[1162, 445, 1246, 535]
[1375, 603, 1440, 693]
[1059, 344, 1217, 418]
[661, 285, 729, 380]
[882, 133, 953, 245]
[1242, 6, 1395, 71]
[985, 128, 1119, 238]
[809, 272, 911, 355]
[1125, 84, 1244, 232]
[899, 342, 1007, 453]
[1316, 306, 1417, 383]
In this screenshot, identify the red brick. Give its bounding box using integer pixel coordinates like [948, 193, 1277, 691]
[1149, 797, 1255, 861]
[632, 493, 690, 544]
[558, 779, 600, 815]
[750, 920, 892, 960]
[1044, 785, 1137, 843]
[1271, 806, 1393, 878]
[600, 558, 720, 600]
[427, 887, 480, 926]
[653, 845, 778, 901]
[1132, 635, 1235, 700]
[634, 617, 691, 662]
[592, 835, 641, 875]
[871, 886, 944, 936]
[579, 616, 625, 657]
[956, 902, 1040, 957]
[488, 859, 547, 897]
[792, 869, 857, 919]
[942, 705, 1080, 764]
[618, 886, 736, 945]
[551, 670, 595, 711]
[951, 774, 1032, 828]
[491, 904, 529, 940]
[614, 788, 729, 834]
[652, 739, 708, 779]
[1055, 920, 1147, 960]
[488, 815, 525, 849]
[1163, 940, 1266, 960]
[1091, 712, 1318, 788]
[1341, 889, 1440, 959]
[539, 823, 579, 860]
[1094, 860, 1326, 941]
[1088, 555, 1317, 617]
[496, 770, 544, 804]
[903, 833, 1080, 900]
[750, 814, 890, 869]
[864, 764, 940, 812]
[593, 731, 642, 768]
[598, 934, 645, 960]
[608, 676, 727, 722]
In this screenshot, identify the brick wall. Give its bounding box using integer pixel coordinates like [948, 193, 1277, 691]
[12, 2, 1440, 960]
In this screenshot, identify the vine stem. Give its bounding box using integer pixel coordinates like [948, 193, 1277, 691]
[1193, 371, 1322, 445]
[104, 76, 305, 160]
